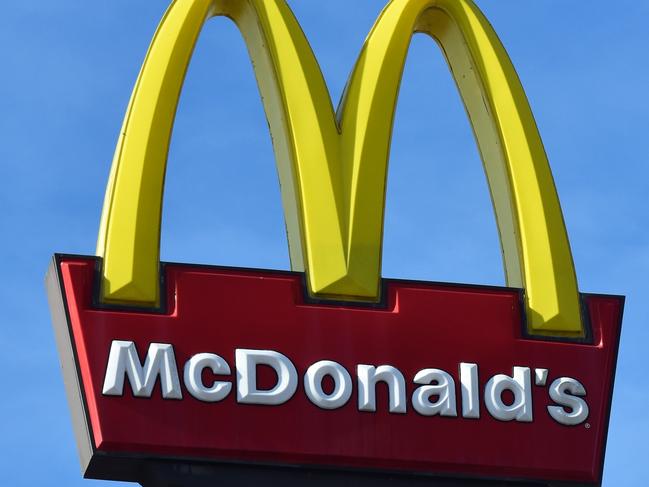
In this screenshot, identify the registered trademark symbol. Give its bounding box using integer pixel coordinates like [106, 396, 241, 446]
[585, 423, 591, 429]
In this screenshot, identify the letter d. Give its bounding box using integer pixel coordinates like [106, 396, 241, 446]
[485, 366, 533, 422]
[236, 349, 298, 405]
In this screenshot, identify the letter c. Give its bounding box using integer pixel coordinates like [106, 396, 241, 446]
[184, 353, 232, 402]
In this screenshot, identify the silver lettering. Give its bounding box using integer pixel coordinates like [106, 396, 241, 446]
[460, 363, 480, 419]
[547, 377, 589, 425]
[235, 349, 298, 405]
[304, 360, 352, 410]
[357, 364, 406, 413]
[102, 341, 182, 399]
[412, 369, 457, 417]
[484, 366, 533, 422]
[184, 353, 232, 402]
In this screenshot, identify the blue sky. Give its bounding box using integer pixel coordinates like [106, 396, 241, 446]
[1, 1, 647, 485]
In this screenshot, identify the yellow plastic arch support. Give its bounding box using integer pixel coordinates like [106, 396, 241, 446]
[97, 0, 583, 337]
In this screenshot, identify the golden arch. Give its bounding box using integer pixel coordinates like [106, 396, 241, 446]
[97, 0, 584, 337]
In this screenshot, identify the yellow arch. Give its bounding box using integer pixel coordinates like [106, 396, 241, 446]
[97, 0, 583, 337]
[97, 0, 343, 303]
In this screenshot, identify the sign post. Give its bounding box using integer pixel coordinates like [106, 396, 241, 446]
[48, 0, 623, 485]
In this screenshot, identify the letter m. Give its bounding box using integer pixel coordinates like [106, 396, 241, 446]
[102, 341, 182, 399]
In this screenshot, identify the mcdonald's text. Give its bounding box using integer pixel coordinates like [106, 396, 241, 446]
[103, 340, 589, 426]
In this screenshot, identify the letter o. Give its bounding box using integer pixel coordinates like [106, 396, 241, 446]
[304, 360, 352, 410]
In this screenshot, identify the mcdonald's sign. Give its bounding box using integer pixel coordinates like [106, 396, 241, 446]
[46, 0, 623, 485]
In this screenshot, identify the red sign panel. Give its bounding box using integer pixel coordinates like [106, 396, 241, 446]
[47, 255, 622, 486]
